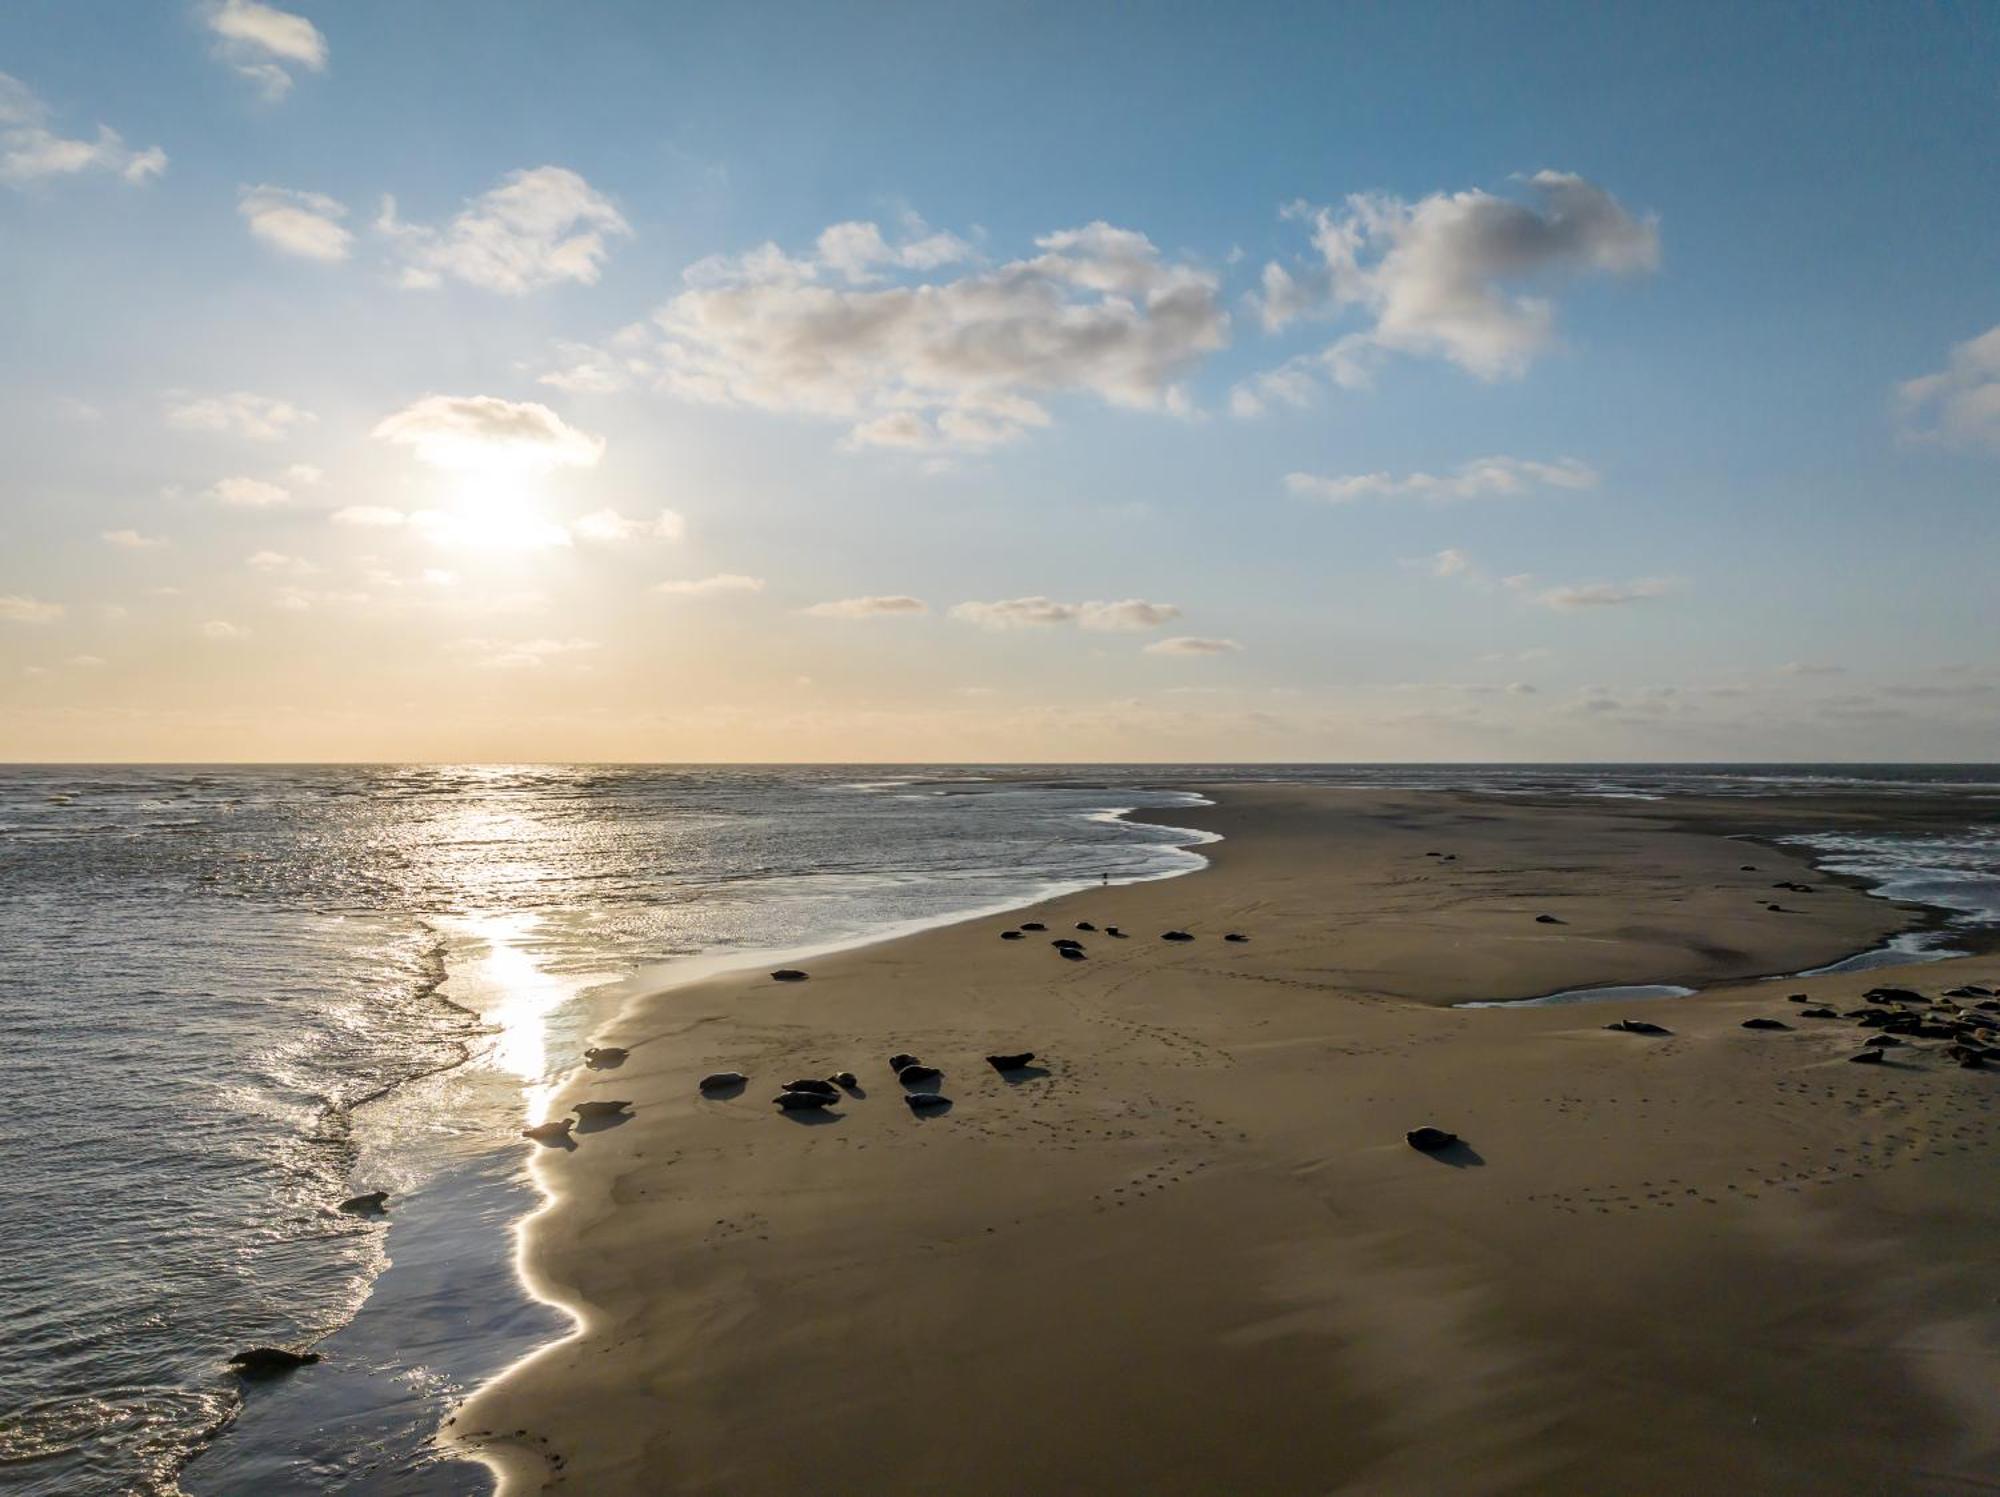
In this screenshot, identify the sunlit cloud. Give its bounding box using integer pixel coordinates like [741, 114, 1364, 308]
[211, 475, 290, 507]
[238, 184, 351, 261]
[101, 529, 168, 549]
[203, 0, 328, 101]
[371, 394, 604, 470]
[1286, 455, 1598, 503]
[803, 594, 929, 618]
[379, 167, 630, 294]
[1235, 171, 1657, 410]
[165, 390, 315, 441]
[559, 217, 1225, 451]
[948, 596, 1181, 631]
[1144, 636, 1243, 655]
[1898, 323, 2000, 451]
[0, 71, 167, 187]
[1529, 577, 1679, 610]
[571, 507, 684, 542]
[654, 573, 765, 598]
[0, 594, 65, 624]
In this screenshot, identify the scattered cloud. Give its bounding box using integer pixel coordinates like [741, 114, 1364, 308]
[201, 619, 248, 639]
[164, 390, 315, 441]
[449, 636, 600, 670]
[653, 573, 765, 597]
[1897, 323, 2000, 451]
[0, 594, 64, 624]
[238, 184, 351, 261]
[561, 216, 1226, 451]
[101, 529, 167, 549]
[0, 71, 167, 187]
[571, 507, 685, 542]
[948, 596, 1182, 631]
[1427, 547, 1473, 577]
[331, 504, 406, 527]
[1144, 636, 1243, 656]
[379, 166, 630, 294]
[1236, 172, 1657, 409]
[1530, 577, 1679, 610]
[66, 654, 106, 668]
[203, 0, 328, 100]
[1286, 454, 1598, 503]
[803, 594, 929, 618]
[211, 475, 290, 507]
[372, 394, 603, 471]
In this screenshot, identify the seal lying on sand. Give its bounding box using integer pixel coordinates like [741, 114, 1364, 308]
[986, 1052, 1035, 1071]
[773, 1090, 835, 1111]
[522, 1118, 575, 1143]
[830, 1072, 859, 1089]
[230, 1347, 319, 1377]
[904, 1092, 950, 1111]
[896, 1063, 943, 1084]
[1605, 1019, 1671, 1035]
[573, 1099, 632, 1118]
[889, 1052, 921, 1072]
[781, 1078, 839, 1097]
[583, 1046, 628, 1068]
[999, 930, 1025, 940]
[1741, 1017, 1791, 1030]
[1162, 930, 1194, 941]
[770, 969, 809, 982]
[1406, 1126, 1458, 1152]
[699, 1071, 747, 1091]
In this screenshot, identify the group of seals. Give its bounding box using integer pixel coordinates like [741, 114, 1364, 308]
[718, 1048, 1047, 1116]
[1759, 982, 2000, 1067]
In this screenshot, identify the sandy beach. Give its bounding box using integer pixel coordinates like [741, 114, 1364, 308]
[456, 787, 2000, 1495]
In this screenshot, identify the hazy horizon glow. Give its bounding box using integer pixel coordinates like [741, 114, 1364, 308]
[2, 3, 1996, 761]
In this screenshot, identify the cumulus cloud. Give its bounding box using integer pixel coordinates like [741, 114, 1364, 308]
[1236, 172, 1657, 408]
[571, 507, 685, 542]
[558, 216, 1226, 451]
[211, 475, 290, 507]
[0, 72, 166, 187]
[101, 529, 167, 549]
[165, 390, 315, 441]
[1144, 636, 1243, 656]
[803, 595, 929, 618]
[948, 596, 1182, 631]
[204, 0, 327, 100]
[379, 167, 630, 294]
[1897, 323, 2000, 451]
[1286, 454, 1598, 503]
[1428, 547, 1474, 577]
[653, 573, 765, 597]
[238, 184, 351, 261]
[371, 394, 604, 470]
[0, 594, 64, 623]
[1530, 577, 1678, 610]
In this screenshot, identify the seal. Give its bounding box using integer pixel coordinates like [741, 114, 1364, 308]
[781, 1078, 839, 1097]
[773, 1090, 835, 1111]
[699, 1071, 748, 1090]
[1406, 1126, 1458, 1152]
[572, 1099, 632, 1118]
[337, 1190, 389, 1214]
[584, 1046, 629, 1068]
[888, 1053, 921, 1072]
[230, 1347, 319, 1378]
[896, 1063, 943, 1084]
[770, 969, 809, 982]
[522, 1118, 575, 1143]
[986, 1052, 1035, 1071]
[904, 1092, 950, 1111]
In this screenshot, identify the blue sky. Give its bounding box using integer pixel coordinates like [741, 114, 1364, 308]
[1, 1, 1995, 760]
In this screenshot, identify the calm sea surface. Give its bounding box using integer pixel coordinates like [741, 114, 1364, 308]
[0, 764, 1993, 1495]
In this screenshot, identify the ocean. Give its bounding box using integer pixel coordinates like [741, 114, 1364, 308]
[1, 764, 1994, 1495]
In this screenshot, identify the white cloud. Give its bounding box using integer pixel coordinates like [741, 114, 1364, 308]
[1144, 636, 1243, 656]
[1428, 547, 1473, 577]
[1239, 172, 1656, 404]
[1898, 323, 2000, 451]
[803, 595, 929, 618]
[379, 166, 630, 294]
[0, 594, 64, 624]
[284, 463, 324, 485]
[331, 505, 406, 527]
[568, 216, 1226, 451]
[165, 390, 315, 441]
[1286, 454, 1598, 503]
[1530, 577, 1678, 610]
[238, 184, 351, 261]
[654, 573, 765, 597]
[571, 507, 685, 542]
[245, 549, 315, 573]
[948, 596, 1181, 631]
[201, 619, 248, 639]
[101, 529, 167, 549]
[211, 475, 289, 507]
[204, 0, 327, 100]
[0, 72, 166, 187]
[371, 394, 604, 470]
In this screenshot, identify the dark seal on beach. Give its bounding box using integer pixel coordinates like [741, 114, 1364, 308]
[986, 1052, 1035, 1071]
[1605, 1019, 1671, 1035]
[699, 1071, 747, 1091]
[1849, 1049, 1884, 1064]
[1406, 1126, 1458, 1152]
[230, 1347, 319, 1378]
[1021, 922, 1048, 931]
[781, 1078, 839, 1097]
[573, 1099, 632, 1118]
[522, 1119, 575, 1143]
[1162, 930, 1195, 941]
[889, 1053, 921, 1072]
[830, 1071, 858, 1089]
[904, 1092, 951, 1111]
[1225, 932, 1250, 942]
[1052, 937, 1083, 950]
[1075, 921, 1097, 931]
[583, 1046, 629, 1068]
[1059, 946, 1086, 960]
[773, 1090, 835, 1111]
[1740, 1018, 1791, 1030]
[770, 969, 809, 982]
[897, 1063, 943, 1084]
[1000, 930, 1025, 940]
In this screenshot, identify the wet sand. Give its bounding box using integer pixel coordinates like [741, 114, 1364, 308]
[455, 787, 2000, 1495]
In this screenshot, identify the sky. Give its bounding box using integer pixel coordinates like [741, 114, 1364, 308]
[1, 0, 1996, 762]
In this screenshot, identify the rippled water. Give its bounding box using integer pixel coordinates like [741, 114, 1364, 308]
[0, 767, 1213, 1496]
[3, 762, 1993, 1494]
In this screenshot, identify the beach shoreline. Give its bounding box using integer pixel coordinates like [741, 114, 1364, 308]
[450, 783, 2000, 1495]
